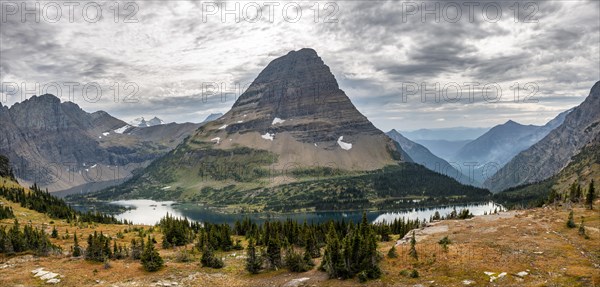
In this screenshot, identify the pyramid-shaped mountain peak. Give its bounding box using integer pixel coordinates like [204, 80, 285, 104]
[223, 49, 381, 146]
[189, 49, 408, 170]
[249, 48, 337, 88]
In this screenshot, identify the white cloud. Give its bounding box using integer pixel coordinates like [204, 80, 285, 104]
[1, 0, 597, 130]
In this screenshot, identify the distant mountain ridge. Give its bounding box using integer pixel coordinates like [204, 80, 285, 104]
[0, 94, 201, 193]
[452, 109, 571, 187]
[203, 113, 223, 122]
[386, 130, 473, 185]
[485, 81, 600, 192]
[401, 127, 490, 141]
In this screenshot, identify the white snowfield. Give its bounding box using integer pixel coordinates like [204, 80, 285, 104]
[272, 117, 285, 125]
[211, 137, 221, 144]
[261, 132, 274, 141]
[337, 136, 352, 150]
[218, 124, 228, 130]
[102, 132, 110, 136]
[114, 125, 131, 134]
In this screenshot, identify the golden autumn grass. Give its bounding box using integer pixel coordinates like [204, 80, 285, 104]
[0, 178, 598, 286]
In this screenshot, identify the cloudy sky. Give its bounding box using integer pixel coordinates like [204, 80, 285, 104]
[1, 0, 598, 131]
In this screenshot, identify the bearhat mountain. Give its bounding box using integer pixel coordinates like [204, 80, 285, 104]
[85, 49, 489, 210]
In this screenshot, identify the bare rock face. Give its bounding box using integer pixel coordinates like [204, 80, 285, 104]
[0, 94, 200, 192]
[485, 81, 600, 192]
[224, 48, 378, 141]
[194, 48, 408, 171]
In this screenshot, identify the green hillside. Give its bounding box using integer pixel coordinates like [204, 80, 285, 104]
[494, 143, 600, 208]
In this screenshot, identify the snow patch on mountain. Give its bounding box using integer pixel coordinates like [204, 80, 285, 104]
[261, 133, 274, 141]
[337, 136, 352, 150]
[272, 117, 285, 125]
[114, 125, 131, 134]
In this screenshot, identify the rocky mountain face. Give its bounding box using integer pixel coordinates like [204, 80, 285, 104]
[0, 94, 200, 193]
[453, 110, 571, 186]
[92, 49, 425, 203]
[386, 130, 473, 185]
[194, 48, 409, 170]
[485, 81, 600, 192]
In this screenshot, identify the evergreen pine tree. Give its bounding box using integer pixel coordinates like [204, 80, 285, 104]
[387, 245, 397, 258]
[51, 226, 58, 238]
[284, 247, 310, 272]
[140, 237, 163, 272]
[409, 231, 418, 260]
[305, 232, 321, 258]
[201, 246, 224, 269]
[569, 182, 579, 202]
[245, 238, 262, 274]
[265, 235, 282, 269]
[586, 180, 595, 210]
[321, 223, 346, 279]
[72, 232, 81, 257]
[303, 248, 315, 267]
[438, 236, 451, 252]
[566, 210, 576, 228]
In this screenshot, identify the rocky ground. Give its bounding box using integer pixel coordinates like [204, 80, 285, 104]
[0, 200, 598, 287]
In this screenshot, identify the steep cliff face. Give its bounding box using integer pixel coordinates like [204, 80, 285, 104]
[485, 81, 600, 192]
[0, 94, 200, 192]
[194, 48, 407, 171]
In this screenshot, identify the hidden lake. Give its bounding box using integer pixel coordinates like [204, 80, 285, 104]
[72, 199, 504, 225]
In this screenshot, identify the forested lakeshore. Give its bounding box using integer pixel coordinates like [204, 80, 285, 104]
[0, 180, 480, 282]
[1, 180, 598, 286]
[1, 165, 594, 284]
[0, 184, 124, 224]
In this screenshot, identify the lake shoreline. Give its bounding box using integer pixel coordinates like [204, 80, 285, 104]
[101, 199, 504, 226]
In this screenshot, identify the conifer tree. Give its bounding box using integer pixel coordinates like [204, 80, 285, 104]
[586, 180, 595, 210]
[201, 246, 224, 269]
[409, 231, 418, 260]
[245, 238, 262, 274]
[141, 237, 163, 272]
[303, 248, 315, 268]
[387, 245, 397, 258]
[438, 236, 451, 252]
[305, 231, 321, 258]
[566, 210, 576, 228]
[321, 223, 345, 278]
[265, 237, 283, 269]
[284, 247, 310, 272]
[72, 232, 81, 257]
[51, 226, 58, 238]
